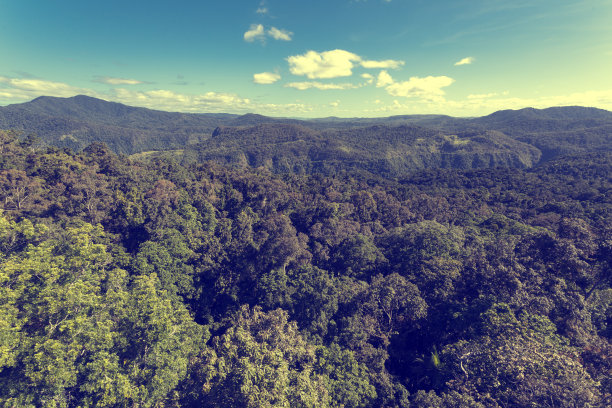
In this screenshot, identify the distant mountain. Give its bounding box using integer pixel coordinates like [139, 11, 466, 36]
[184, 123, 541, 176]
[0, 95, 239, 154]
[466, 106, 612, 161]
[1, 96, 611, 175]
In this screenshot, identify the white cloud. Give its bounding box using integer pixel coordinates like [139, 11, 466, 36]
[459, 90, 612, 113]
[376, 70, 394, 88]
[285, 81, 359, 90]
[385, 75, 455, 100]
[111, 88, 253, 112]
[268, 27, 293, 41]
[454, 56, 475, 66]
[253, 71, 281, 84]
[0, 76, 95, 99]
[94, 76, 143, 85]
[245, 24, 294, 43]
[0, 74, 312, 115]
[244, 24, 265, 42]
[360, 59, 405, 69]
[467, 92, 498, 99]
[287, 49, 362, 79]
[361, 73, 374, 84]
[256, 1, 268, 14]
[366, 89, 612, 117]
[287, 50, 405, 79]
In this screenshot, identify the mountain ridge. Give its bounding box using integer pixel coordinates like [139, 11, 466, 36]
[1, 95, 611, 176]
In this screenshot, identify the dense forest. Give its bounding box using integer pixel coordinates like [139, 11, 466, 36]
[2, 96, 612, 161]
[0, 124, 610, 407]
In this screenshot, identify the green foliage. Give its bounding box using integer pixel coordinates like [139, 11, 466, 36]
[0, 214, 203, 407]
[196, 306, 331, 408]
[442, 305, 602, 407]
[0, 125, 610, 407]
[314, 343, 377, 408]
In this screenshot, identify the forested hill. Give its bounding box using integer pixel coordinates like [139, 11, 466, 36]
[1, 96, 611, 169]
[187, 123, 541, 176]
[0, 95, 239, 153]
[0, 129, 610, 407]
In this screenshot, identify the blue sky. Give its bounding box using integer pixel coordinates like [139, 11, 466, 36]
[1, 0, 611, 117]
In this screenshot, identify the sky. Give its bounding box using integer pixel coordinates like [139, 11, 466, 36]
[1, 0, 611, 117]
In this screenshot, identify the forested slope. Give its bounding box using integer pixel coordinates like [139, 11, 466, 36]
[0, 95, 238, 154]
[187, 123, 541, 176]
[2, 96, 612, 167]
[1, 129, 610, 407]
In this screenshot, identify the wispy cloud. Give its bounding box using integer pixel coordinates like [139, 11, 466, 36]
[367, 89, 612, 117]
[467, 92, 506, 99]
[361, 73, 374, 84]
[253, 71, 281, 84]
[244, 24, 265, 42]
[93, 76, 143, 85]
[244, 24, 293, 43]
[285, 81, 359, 90]
[110, 88, 313, 114]
[454, 57, 474, 66]
[0, 76, 96, 100]
[455, 0, 535, 21]
[268, 27, 293, 41]
[256, 0, 268, 15]
[11, 70, 36, 79]
[0, 74, 311, 115]
[360, 59, 404, 69]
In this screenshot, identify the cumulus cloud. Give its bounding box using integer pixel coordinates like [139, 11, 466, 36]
[360, 59, 405, 69]
[253, 71, 281, 84]
[287, 49, 405, 79]
[285, 81, 359, 90]
[244, 24, 265, 42]
[454, 56, 475, 66]
[268, 27, 293, 41]
[93, 76, 143, 85]
[287, 49, 362, 79]
[385, 75, 455, 100]
[376, 70, 394, 87]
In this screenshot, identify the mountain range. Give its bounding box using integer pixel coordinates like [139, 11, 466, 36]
[1, 95, 611, 176]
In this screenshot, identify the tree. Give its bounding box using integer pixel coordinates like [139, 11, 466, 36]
[0, 169, 42, 211]
[0, 215, 204, 407]
[379, 221, 465, 303]
[442, 304, 602, 408]
[195, 306, 330, 407]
